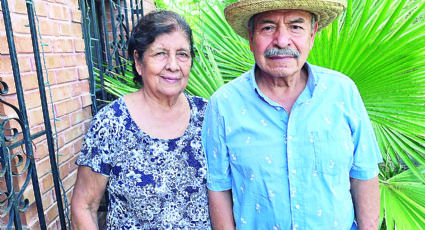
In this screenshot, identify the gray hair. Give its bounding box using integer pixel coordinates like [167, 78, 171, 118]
[311, 13, 316, 30]
[264, 47, 300, 58]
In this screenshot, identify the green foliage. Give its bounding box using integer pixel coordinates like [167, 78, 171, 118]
[192, 2, 253, 83]
[380, 166, 425, 229]
[185, 42, 225, 98]
[310, 0, 425, 185]
[94, 57, 138, 98]
[153, 0, 168, 10]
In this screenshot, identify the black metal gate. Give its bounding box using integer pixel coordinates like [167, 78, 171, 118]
[80, 0, 145, 113]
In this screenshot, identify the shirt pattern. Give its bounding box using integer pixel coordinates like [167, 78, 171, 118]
[202, 63, 382, 230]
[77, 94, 211, 230]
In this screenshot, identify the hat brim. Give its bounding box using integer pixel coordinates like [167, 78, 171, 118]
[224, 0, 347, 39]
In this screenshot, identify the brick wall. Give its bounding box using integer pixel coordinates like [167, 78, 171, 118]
[0, 0, 90, 229]
[0, 0, 156, 229]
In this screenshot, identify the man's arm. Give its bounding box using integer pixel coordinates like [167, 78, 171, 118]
[350, 176, 380, 230]
[71, 166, 108, 230]
[208, 189, 236, 230]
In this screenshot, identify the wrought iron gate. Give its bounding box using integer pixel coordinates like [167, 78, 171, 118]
[80, 0, 145, 113]
[1, 0, 68, 229]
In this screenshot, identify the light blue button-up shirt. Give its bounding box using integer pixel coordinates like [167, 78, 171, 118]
[202, 63, 382, 230]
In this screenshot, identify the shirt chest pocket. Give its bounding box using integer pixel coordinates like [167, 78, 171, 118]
[312, 131, 354, 175]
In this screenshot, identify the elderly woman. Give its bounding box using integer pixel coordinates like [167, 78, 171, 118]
[71, 11, 211, 229]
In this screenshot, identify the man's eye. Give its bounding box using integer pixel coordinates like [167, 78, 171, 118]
[292, 25, 303, 30]
[156, 52, 166, 56]
[262, 26, 274, 31]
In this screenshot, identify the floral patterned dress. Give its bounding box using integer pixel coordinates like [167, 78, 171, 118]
[76, 94, 211, 229]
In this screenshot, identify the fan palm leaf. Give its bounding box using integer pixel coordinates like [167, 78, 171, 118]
[380, 166, 425, 229]
[191, 2, 253, 83]
[309, 0, 425, 183]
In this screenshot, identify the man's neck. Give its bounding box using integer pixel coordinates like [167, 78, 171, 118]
[255, 66, 308, 114]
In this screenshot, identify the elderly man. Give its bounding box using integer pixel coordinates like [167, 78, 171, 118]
[202, 0, 382, 229]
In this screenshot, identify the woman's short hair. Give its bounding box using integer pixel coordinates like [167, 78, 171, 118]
[128, 11, 195, 86]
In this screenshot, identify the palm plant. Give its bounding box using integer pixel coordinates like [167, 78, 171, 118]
[93, 57, 138, 98]
[97, 0, 425, 228]
[308, 1, 425, 227]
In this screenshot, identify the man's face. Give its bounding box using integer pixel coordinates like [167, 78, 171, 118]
[249, 9, 318, 79]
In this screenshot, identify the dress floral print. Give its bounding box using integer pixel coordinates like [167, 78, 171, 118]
[76, 94, 211, 229]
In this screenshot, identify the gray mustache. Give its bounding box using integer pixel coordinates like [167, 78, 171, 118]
[264, 47, 300, 58]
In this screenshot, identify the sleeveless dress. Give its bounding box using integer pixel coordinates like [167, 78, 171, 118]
[76, 94, 211, 229]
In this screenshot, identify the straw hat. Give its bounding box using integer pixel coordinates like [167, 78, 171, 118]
[224, 0, 347, 39]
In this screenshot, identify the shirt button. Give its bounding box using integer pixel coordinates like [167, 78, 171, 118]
[288, 136, 293, 140]
[292, 170, 296, 174]
[296, 205, 300, 209]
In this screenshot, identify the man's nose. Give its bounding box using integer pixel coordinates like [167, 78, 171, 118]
[274, 27, 292, 48]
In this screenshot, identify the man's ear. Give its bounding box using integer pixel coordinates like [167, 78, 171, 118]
[310, 22, 319, 49]
[313, 21, 318, 35]
[248, 29, 255, 52]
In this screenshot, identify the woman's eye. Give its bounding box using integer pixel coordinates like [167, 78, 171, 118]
[178, 52, 189, 57]
[177, 52, 190, 61]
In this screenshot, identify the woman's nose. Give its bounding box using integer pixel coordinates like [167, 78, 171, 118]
[166, 55, 179, 71]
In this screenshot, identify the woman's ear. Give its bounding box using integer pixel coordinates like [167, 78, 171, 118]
[134, 50, 143, 76]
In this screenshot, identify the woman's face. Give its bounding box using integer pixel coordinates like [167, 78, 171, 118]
[135, 30, 192, 98]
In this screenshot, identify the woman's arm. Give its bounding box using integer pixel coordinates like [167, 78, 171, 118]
[71, 166, 109, 230]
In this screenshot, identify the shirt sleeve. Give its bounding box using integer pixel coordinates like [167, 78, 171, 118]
[202, 95, 232, 191]
[349, 83, 383, 180]
[76, 108, 114, 177]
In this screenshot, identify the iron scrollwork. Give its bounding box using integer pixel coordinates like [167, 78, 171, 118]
[0, 80, 31, 228]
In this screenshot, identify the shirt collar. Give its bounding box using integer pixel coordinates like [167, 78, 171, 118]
[249, 65, 281, 107]
[304, 62, 317, 97]
[249, 62, 317, 106]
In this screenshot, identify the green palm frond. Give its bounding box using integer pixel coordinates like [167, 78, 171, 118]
[309, 0, 425, 182]
[380, 166, 425, 229]
[187, 42, 225, 99]
[193, 2, 253, 82]
[94, 57, 139, 99]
